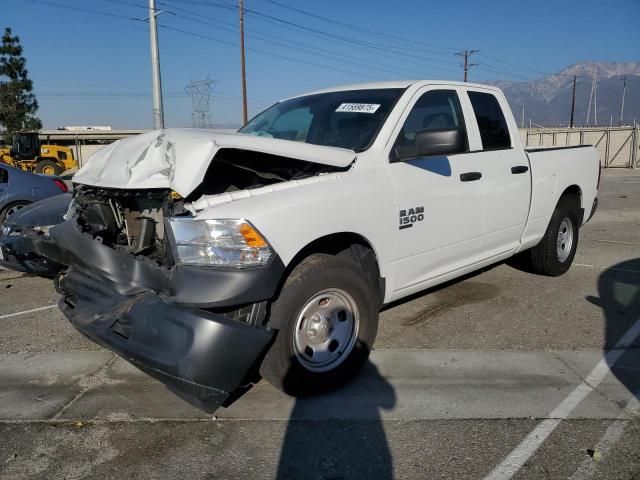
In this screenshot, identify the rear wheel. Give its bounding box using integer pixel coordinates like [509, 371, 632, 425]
[518, 195, 581, 276]
[260, 253, 379, 396]
[0, 201, 30, 225]
[35, 159, 63, 176]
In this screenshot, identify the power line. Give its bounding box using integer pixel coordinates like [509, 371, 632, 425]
[156, 1, 443, 78]
[99, 0, 551, 82]
[240, 9, 462, 76]
[101, 0, 458, 78]
[159, 0, 463, 74]
[26, 0, 142, 20]
[36, 90, 268, 105]
[166, 0, 545, 80]
[30, 0, 553, 85]
[254, 0, 461, 54]
[156, 1, 431, 77]
[157, 23, 383, 80]
[476, 64, 530, 81]
[477, 53, 553, 76]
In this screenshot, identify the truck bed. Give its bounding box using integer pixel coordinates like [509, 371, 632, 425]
[518, 145, 600, 252]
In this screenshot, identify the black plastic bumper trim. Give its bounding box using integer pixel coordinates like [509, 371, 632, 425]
[0, 231, 64, 277]
[58, 266, 274, 412]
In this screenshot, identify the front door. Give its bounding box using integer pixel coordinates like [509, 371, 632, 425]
[386, 87, 485, 297]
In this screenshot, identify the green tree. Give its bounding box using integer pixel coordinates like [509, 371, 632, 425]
[0, 27, 42, 134]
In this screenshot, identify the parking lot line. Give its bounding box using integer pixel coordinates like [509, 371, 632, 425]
[568, 392, 640, 480]
[483, 318, 640, 480]
[0, 304, 57, 320]
[574, 263, 640, 274]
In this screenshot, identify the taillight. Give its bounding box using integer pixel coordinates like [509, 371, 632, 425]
[53, 179, 68, 193]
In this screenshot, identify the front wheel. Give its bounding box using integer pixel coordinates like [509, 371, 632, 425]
[260, 253, 379, 396]
[518, 195, 581, 276]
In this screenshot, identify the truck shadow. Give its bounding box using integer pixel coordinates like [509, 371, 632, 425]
[588, 258, 640, 399]
[276, 361, 396, 479]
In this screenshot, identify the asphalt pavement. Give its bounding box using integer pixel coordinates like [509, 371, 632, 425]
[0, 169, 639, 480]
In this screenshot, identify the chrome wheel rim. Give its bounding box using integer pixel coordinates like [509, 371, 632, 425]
[6, 204, 25, 219]
[293, 288, 360, 373]
[556, 217, 574, 262]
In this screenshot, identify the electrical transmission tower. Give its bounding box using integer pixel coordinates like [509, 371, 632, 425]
[185, 78, 217, 128]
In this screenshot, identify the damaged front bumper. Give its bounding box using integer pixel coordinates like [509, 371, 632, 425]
[0, 226, 64, 276]
[34, 220, 284, 412]
[57, 266, 273, 412]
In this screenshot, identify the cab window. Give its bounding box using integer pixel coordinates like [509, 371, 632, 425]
[0, 168, 7, 183]
[468, 91, 511, 150]
[393, 89, 467, 160]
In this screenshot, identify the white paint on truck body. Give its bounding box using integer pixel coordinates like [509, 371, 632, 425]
[71, 80, 600, 305]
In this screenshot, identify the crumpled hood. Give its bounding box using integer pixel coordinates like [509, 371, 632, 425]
[72, 129, 356, 197]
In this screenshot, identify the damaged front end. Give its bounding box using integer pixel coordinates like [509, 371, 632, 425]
[0, 194, 71, 277]
[29, 129, 354, 412]
[38, 185, 284, 412]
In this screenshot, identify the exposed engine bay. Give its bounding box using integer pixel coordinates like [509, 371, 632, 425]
[71, 149, 348, 265]
[187, 148, 349, 197]
[72, 186, 177, 264]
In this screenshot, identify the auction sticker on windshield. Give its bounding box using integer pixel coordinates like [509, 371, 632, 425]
[336, 103, 381, 113]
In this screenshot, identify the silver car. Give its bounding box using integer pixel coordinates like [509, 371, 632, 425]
[0, 163, 69, 224]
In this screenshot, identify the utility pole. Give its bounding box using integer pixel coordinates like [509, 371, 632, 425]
[239, 0, 248, 124]
[620, 75, 627, 126]
[586, 75, 595, 126]
[569, 75, 576, 128]
[594, 73, 598, 126]
[455, 50, 478, 82]
[521, 105, 525, 129]
[148, 0, 164, 129]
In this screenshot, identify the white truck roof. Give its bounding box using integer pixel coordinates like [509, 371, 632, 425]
[286, 80, 502, 100]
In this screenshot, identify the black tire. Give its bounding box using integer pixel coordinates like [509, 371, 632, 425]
[34, 159, 63, 176]
[518, 195, 581, 276]
[260, 253, 379, 396]
[0, 201, 30, 225]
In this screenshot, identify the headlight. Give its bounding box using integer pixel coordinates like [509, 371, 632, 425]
[168, 218, 273, 268]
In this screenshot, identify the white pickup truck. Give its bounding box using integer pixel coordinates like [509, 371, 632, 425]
[32, 80, 599, 411]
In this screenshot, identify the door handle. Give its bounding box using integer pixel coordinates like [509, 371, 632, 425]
[460, 172, 482, 182]
[511, 165, 529, 174]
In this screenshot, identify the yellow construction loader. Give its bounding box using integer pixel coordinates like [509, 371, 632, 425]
[0, 132, 77, 175]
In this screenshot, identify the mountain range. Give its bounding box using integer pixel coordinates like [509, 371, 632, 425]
[493, 62, 639, 127]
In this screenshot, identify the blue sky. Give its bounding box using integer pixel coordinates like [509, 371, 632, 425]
[4, 0, 639, 128]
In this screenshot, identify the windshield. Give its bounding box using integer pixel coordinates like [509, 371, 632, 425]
[238, 88, 404, 151]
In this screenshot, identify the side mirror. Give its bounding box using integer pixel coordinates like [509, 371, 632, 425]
[391, 128, 466, 162]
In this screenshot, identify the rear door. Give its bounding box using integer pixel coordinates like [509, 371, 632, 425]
[386, 86, 485, 296]
[463, 89, 531, 258]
